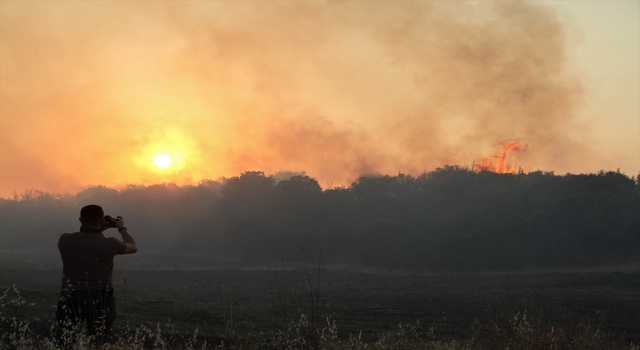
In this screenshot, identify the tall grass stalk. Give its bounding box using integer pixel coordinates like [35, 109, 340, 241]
[225, 273, 234, 340]
[123, 273, 127, 323]
[302, 247, 314, 329]
[281, 257, 288, 322]
[316, 248, 321, 328]
[274, 263, 285, 324]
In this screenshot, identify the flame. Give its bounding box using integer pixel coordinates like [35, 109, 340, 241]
[474, 139, 529, 173]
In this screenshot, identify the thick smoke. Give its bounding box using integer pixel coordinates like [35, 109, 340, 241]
[0, 0, 590, 196]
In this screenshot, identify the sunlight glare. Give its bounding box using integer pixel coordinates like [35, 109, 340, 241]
[154, 154, 172, 169]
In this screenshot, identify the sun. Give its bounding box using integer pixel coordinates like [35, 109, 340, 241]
[154, 154, 172, 169]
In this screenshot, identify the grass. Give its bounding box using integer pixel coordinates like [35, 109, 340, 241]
[0, 274, 640, 350]
[1, 264, 639, 349]
[2, 296, 638, 349]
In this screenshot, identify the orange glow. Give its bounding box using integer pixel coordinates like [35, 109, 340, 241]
[2, 1, 628, 197]
[474, 140, 529, 174]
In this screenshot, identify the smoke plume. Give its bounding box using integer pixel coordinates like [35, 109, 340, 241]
[0, 0, 590, 196]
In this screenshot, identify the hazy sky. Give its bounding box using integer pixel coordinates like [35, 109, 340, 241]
[1, 0, 638, 197]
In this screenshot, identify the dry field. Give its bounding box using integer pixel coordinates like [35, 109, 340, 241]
[1, 266, 639, 348]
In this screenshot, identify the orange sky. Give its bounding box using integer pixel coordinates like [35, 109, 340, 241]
[1, 0, 638, 197]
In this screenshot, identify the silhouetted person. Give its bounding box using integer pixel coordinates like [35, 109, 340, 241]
[55, 204, 138, 347]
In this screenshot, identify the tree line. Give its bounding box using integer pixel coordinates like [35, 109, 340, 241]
[1, 166, 638, 271]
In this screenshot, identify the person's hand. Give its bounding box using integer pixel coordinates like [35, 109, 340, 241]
[115, 216, 125, 229]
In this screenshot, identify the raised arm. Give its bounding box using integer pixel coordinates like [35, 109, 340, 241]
[115, 217, 138, 254]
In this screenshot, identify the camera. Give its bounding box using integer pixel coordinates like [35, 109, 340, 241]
[104, 215, 120, 228]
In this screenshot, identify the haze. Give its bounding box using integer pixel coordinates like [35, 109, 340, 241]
[1, 0, 638, 197]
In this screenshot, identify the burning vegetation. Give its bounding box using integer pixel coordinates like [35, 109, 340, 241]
[474, 140, 529, 174]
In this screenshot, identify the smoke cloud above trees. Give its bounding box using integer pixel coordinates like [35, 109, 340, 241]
[0, 1, 606, 196]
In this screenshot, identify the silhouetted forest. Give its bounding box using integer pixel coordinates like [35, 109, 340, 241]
[1, 166, 639, 271]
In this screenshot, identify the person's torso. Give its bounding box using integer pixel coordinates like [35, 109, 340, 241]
[58, 232, 122, 291]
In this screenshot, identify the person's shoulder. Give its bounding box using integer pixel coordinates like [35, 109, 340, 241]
[58, 232, 77, 246]
[59, 232, 76, 240]
[106, 236, 127, 254]
[105, 236, 124, 244]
